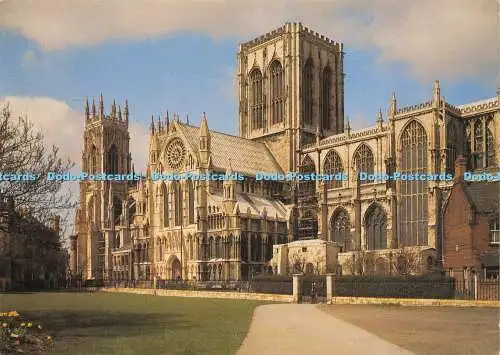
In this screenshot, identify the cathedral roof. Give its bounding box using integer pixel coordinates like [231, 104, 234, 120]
[177, 123, 283, 176]
[206, 192, 289, 220]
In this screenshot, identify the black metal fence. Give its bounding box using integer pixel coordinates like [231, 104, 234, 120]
[333, 276, 456, 299]
[331, 276, 499, 301]
[65, 275, 499, 302]
[100, 277, 294, 296]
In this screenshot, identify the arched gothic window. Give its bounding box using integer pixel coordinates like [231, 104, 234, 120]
[208, 237, 214, 259]
[364, 204, 387, 250]
[249, 68, 264, 130]
[321, 66, 332, 130]
[298, 155, 316, 199]
[487, 128, 495, 167]
[240, 233, 248, 262]
[446, 123, 457, 174]
[174, 182, 183, 226]
[215, 237, 221, 258]
[353, 144, 374, 185]
[399, 120, 428, 246]
[188, 180, 195, 224]
[113, 196, 122, 224]
[162, 183, 169, 227]
[302, 58, 313, 125]
[474, 120, 484, 169]
[108, 144, 118, 174]
[331, 209, 352, 252]
[323, 150, 343, 189]
[90, 145, 98, 174]
[270, 60, 284, 125]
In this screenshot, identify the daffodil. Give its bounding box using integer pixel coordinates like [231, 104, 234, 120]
[27, 322, 32, 327]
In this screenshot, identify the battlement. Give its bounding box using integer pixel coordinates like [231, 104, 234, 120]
[240, 22, 342, 51]
[458, 97, 498, 115]
[395, 101, 433, 115]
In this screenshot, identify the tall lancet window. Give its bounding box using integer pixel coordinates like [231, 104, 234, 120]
[487, 128, 495, 167]
[353, 144, 374, 185]
[162, 183, 169, 227]
[249, 68, 264, 130]
[323, 150, 343, 189]
[399, 120, 428, 247]
[174, 182, 183, 226]
[269, 60, 284, 125]
[302, 58, 313, 125]
[108, 144, 118, 174]
[188, 180, 195, 224]
[474, 120, 484, 169]
[90, 145, 98, 174]
[298, 155, 316, 198]
[321, 66, 332, 130]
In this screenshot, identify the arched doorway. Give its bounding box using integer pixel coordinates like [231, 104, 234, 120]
[171, 258, 181, 280]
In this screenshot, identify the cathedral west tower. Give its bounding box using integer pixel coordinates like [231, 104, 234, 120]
[74, 94, 132, 280]
[237, 22, 345, 172]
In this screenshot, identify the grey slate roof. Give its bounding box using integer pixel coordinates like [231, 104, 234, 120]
[177, 123, 283, 176]
[462, 181, 499, 214]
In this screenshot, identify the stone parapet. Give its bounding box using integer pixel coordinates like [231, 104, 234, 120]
[100, 287, 293, 303]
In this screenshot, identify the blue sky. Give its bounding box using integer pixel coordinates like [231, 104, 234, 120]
[0, 0, 497, 169]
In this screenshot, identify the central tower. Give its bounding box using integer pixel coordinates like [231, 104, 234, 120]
[237, 22, 345, 172]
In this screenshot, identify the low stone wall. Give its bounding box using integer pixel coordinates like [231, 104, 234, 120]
[329, 296, 500, 308]
[100, 287, 293, 303]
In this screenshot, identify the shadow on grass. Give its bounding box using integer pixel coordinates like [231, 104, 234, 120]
[21, 310, 193, 339]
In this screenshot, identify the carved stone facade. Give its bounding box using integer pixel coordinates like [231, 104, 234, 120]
[72, 22, 500, 281]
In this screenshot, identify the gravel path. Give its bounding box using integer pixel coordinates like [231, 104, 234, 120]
[237, 304, 415, 355]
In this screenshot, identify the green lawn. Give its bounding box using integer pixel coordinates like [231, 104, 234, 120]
[0, 292, 267, 355]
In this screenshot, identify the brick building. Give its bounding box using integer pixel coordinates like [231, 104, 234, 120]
[0, 197, 66, 290]
[443, 156, 499, 281]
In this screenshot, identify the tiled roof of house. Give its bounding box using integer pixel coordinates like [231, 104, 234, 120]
[463, 181, 499, 214]
[177, 123, 283, 176]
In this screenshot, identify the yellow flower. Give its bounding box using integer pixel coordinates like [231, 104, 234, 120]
[27, 322, 32, 328]
[7, 311, 19, 317]
[0, 312, 7, 317]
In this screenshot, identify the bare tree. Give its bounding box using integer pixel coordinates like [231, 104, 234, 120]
[392, 246, 422, 276]
[0, 103, 75, 233]
[343, 249, 375, 276]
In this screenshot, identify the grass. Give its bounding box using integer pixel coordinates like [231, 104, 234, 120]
[0, 292, 267, 355]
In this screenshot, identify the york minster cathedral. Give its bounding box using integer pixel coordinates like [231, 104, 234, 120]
[70, 23, 499, 282]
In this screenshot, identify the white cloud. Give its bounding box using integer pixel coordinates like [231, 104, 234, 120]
[0, 96, 85, 167]
[0, 0, 496, 82]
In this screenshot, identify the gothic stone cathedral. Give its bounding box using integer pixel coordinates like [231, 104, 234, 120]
[71, 23, 499, 282]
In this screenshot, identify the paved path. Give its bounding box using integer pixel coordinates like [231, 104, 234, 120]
[237, 304, 415, 355]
